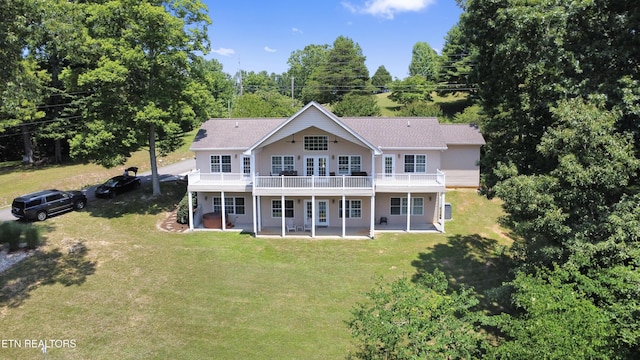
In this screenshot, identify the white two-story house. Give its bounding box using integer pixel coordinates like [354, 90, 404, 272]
[186, 101, 484, 238]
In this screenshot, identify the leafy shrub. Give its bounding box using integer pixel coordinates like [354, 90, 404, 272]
[177, 192, 197, 224]
[332, 93, 381, 117]
[24, 225, 40, 249]
[395, 101, 443, 117]
[0, 222, 24, 251]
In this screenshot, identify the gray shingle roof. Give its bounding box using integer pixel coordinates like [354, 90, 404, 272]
[190, 105, 484, 151]
[440, 124, 486, 145]
[340, 117, 446, 149]
[190, 118, 284, 150]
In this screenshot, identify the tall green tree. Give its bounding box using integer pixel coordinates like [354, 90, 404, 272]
[232, 90, 301, 118]
[0, 58, 48, 163]
[0, 0, 30, 86]
[462, 0, 640, 192]
[302, 36, 371, 104]
[371, 65, 392, 93]
[438, 24, 476, 95]
[408, 42, 440, 82]
[0, 0, 47, 163]
[241, 70, 278, 94]
[28, 0, 87, 163]
[62, 0, 211, 195]
[387, 75, 433, 104]
[460, 1, 640, 355]
[287, 44, 329, 100]
[188, 57, 233, 119]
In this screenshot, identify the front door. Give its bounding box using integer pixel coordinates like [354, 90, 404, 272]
[305, 156, 328, 177]
[305, 200, 329, 227]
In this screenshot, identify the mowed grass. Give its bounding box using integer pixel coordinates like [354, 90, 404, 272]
[0, 129, 197, 208]
[0, 177, 510, 359]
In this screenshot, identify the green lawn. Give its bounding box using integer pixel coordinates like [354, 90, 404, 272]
[0, 176, 510, 359]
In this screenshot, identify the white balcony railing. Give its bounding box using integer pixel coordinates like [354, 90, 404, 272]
[254, 175, 372, 189]
[188, 171, 252, 186]
[188, 170, 445, 190]
[375, 170, 445, 187]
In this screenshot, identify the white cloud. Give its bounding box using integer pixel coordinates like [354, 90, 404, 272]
[264, 46, 277, 53]
[292, 27, 303, 34]
[342, 0, 435, 19]
[211, 47, 235, 56]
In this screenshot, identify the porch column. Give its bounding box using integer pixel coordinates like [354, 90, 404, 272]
[311, 195, 316, 238]
[281, 195, 286, 237]
[257, 196, 262, 232]
[252, 195, 257, 235]
[441, 192, 446, 233]
[341, 195, 346, 238]
[370, 194, 375, 238]
[250, 152, 256, 180]
[370, 150, 376, 187]
[221, 191, 226, 231]
[406, 192, 411, 232]
[188, 191, 194, 231]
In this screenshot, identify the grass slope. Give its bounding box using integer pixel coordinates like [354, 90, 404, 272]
[0, 180, 509, 359]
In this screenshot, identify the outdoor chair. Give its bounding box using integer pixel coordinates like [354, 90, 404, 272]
[286, 218, 296, 232]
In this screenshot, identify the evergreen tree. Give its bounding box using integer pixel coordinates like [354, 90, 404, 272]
[302, 36, 371, 104]
[371, 65, 392, 93]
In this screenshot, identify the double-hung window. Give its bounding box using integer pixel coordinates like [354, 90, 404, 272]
[390, 197, 424, 215]
[271, 156, 295, 175]
[404, 155, 426, 173]
[337, 155, 362, 175]
[272, 199, 294, 218]
[213, 197, 245, 214]
[339, 199, 362, 218]
[211, 155, 232, 173]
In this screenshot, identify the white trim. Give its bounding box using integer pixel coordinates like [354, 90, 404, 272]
[383, 154, 395, 176]
[304, 155, 329, 177]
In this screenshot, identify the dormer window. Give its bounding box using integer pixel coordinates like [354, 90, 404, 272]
[304, 136, 328, 151]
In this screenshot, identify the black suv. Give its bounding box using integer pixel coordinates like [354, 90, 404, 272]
[11, 189, 87, 221]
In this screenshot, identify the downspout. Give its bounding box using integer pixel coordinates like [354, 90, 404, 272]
[342, 195, 346, 238]
[441, 192, 446, 233]
[406, 192, 411, 232]
[221, 192, 226, 231]
[281, 195, 286, 237]
[188, 191, 194, 230]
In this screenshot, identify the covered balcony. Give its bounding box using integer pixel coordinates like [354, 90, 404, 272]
[187, 170, 446, 194]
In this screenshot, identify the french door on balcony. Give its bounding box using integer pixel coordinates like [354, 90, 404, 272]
[383, 154, 395, 177]
[305, 199, 329, 227]
[305, 156, 328, 177]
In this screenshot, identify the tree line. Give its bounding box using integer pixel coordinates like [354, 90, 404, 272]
[1, 1, 470, 176]
[347, 0, 640, 358]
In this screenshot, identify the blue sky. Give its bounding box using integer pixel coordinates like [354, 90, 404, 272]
[202, 0, 463, 80]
